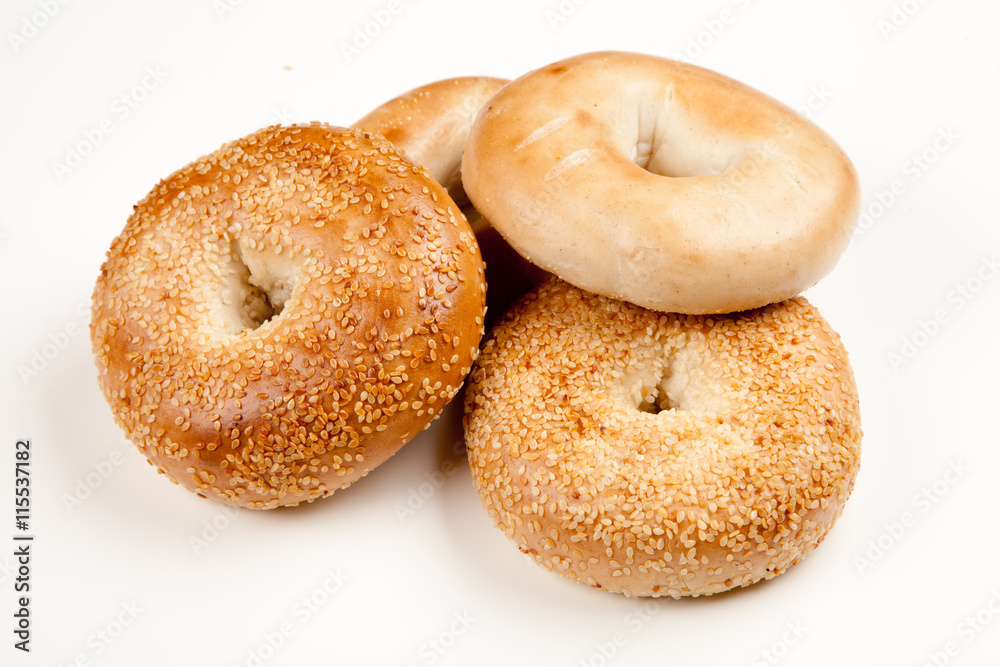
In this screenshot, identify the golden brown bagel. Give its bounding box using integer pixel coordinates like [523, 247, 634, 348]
[464, 278, 861, 597]
[462, 51, 861, 314]
[354, 77, 549, 325]
[91, 123, 486, 509]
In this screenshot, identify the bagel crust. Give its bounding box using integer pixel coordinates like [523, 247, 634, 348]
[353, 76, 508, 207]
[353, 76, 550, 325]
[92, 123, 486, 509]
[464, 279, 861, 597]
[462, 51, 861, 314]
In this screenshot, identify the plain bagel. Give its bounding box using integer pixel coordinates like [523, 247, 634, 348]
[353, 76, 508, 207]
[464, 278, 861, 597]
[91, 123, 486, 509]
[462, 51, 861, 314]
[354, 77, 550, 324]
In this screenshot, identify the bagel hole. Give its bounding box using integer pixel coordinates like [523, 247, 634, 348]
[636, 372, 677, 415]
[630, 141, 725, 179]
[630, 89, 736, 178]
[241, 281, 280, 329]
[230, 240, 294, 331]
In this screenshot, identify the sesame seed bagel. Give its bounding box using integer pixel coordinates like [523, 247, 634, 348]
[462, 51, 861, 314]
[464, 278, 861, 597]
[353, 76, 549, 325]
[91, 123, 486, 509]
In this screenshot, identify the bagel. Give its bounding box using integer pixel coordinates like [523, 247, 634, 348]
[353, 76, 508, 207]
[464, 278, 861, 597]
[462, 51, 861, 314]
[91, 123, 486, 509]
[354, 76, 549, 325]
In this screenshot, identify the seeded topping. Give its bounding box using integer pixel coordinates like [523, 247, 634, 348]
[464, 278, 861, 597]
[91, 123, 486, 509]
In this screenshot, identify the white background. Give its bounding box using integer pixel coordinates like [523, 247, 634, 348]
[2, 0, 999, 665]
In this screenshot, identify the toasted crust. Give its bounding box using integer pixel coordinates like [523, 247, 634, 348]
[353, 76, 508, 207]
[354, 76, 549, 325]
[462, 51, 861, 314]
[464, 278, 861, 597]
[91, 123, 486, 509]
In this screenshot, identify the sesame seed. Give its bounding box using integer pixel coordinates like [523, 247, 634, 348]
[464, 278, 861, 598]
[90, 123, 486, 509]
